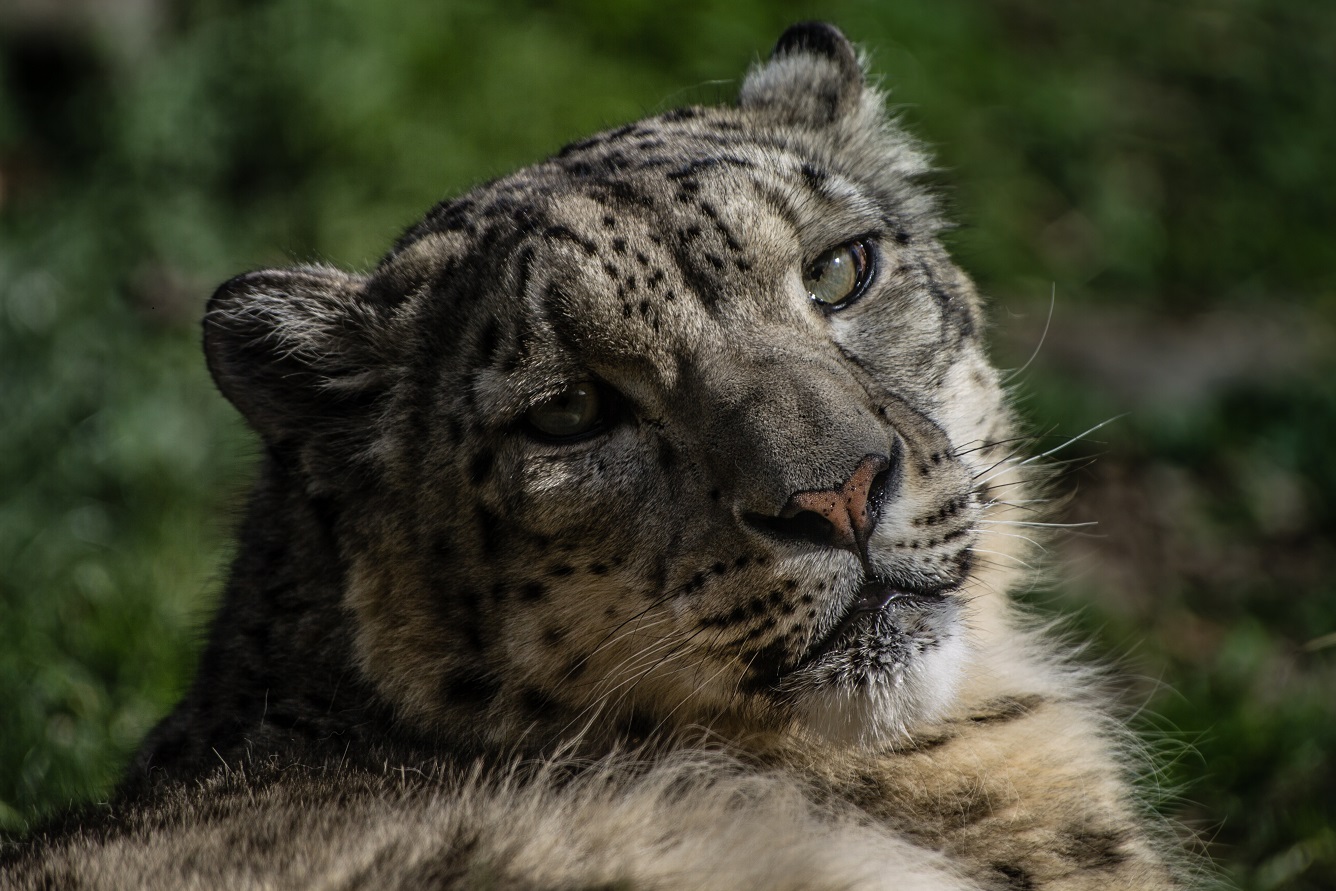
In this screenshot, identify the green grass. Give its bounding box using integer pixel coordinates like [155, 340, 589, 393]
[2, 1, 1332, 886]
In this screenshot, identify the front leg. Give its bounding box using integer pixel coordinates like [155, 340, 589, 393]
[790, 693, 1182, 890]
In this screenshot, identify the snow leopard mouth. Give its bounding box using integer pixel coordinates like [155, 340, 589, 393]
[795, 578, 951, 671]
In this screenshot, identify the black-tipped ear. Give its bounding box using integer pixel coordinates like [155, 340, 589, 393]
[739, 22, 864, 125]
[772, 21, 859, 68]
[204, 265, 391, 446]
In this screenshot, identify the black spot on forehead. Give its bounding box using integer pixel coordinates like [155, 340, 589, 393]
[800, 162, 827, 190]
[665, 155, 754, 181]
[589, 178, 657, 213]
[541, 225, 598, 255]
[399, 121, 874, 337]
[660, 106, 700, 123]
[670, 229, 728, 312]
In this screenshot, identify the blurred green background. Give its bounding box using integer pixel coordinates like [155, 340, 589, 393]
[1, 0, 1331, 886]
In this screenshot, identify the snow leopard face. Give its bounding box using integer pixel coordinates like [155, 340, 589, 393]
[205, 23, 1015, 749]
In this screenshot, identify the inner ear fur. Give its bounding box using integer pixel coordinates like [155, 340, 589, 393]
[738, 21, 866, 125]
[204, 264, 393, 447]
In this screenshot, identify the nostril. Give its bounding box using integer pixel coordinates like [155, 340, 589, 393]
[744, 452, 898, 556]
[744, 509, 838, 548]
[866, 465, 892, 529]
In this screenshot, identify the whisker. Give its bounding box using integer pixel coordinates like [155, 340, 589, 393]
[654, 654, 739, 736]
[1001, 284, 1056, 384]
[966, 547, 1038, 571]
[978, 519, 1097, 529]
[1017, 416, 1124, 466]
[948, 435, 1034, 459]
[971, 529, 1047, 552]
[557, 616, 675, 689]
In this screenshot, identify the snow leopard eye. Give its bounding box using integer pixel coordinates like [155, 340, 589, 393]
[525, 382, 612, 442]
[803, 239, 873, 309]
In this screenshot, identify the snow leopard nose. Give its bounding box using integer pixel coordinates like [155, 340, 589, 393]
[747, 453, 896, 556]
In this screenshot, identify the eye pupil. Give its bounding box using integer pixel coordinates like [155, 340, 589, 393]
[526, 383, 603, 440]
[803, 240, 872, 308]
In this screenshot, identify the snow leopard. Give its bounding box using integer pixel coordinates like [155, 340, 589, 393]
[2, 22, 1192, 890]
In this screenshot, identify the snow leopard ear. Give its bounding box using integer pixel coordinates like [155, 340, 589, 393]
[739, 22, 865, 125]
[204, 265, 393, 448]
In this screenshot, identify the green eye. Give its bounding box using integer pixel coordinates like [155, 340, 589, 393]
[525, 382, 606, 441]
[803, 240, 873, 308]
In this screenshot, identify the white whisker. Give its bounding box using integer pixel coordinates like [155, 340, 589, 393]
[1002, 284, 1056, 384]
[966, 547, 1038, 571]
[971, 529, 1047, 552]
[978, 519, 1097, 529]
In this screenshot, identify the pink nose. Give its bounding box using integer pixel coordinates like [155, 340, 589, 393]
[778, 453, 892, 555]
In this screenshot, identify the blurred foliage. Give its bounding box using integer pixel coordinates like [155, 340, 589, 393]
[1, 0, 1331, 887]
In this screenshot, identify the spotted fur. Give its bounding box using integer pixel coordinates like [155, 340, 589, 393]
[2, 23, 1191, 890]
